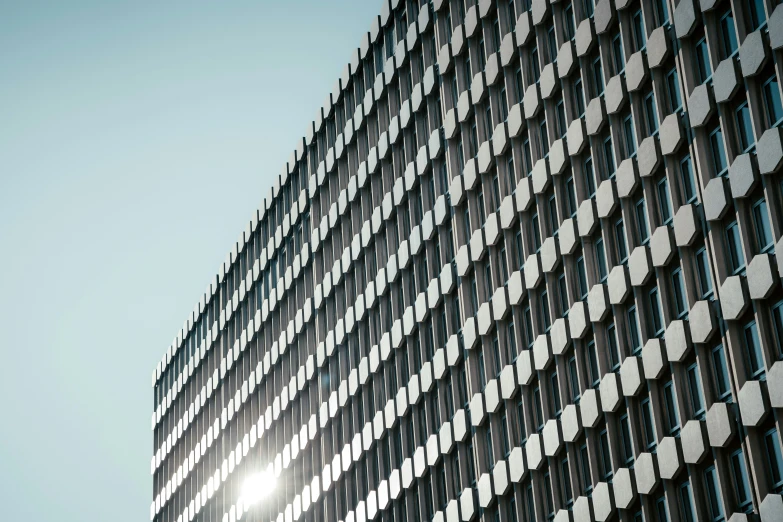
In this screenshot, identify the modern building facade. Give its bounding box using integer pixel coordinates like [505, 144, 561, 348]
[151, 1, 783, 522]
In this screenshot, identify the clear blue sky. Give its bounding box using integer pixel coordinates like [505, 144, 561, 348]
[0, 1, 379, 520]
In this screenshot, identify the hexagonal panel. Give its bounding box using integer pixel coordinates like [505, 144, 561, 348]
[620, 356, 643, 396]
[642, 338, 667, 380]
[720, 275, 749, 321]
[689, 300, 717, 344]
[728, 153, 759, 198]
[713, 57, 740, 103]
[739, 29, 768, 77]
[748, 254, 778, 300]
[681, 420, 708, 464]
[703, 176, 730, 221]
[706, 402, 736, 447]
[758, 127, 783, 175]
[657, 436, 682, 480]
[739, 380, 770, 427]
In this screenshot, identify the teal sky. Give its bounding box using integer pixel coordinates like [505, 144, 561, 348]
[0, 1, 379, 520]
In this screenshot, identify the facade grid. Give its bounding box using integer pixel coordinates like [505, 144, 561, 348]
[151, 1, 783, 522]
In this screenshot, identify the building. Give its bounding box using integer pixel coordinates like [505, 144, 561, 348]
[151, 1, 783, 521]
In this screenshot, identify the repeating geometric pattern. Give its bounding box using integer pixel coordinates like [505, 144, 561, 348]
[151, 1, 783, 522]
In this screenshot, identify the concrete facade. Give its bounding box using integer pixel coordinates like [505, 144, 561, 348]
[151, 1, 783, 522]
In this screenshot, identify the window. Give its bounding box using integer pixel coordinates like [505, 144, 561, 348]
[628, 306, 641, 354]
[640, 398, 656, 450]
[557, 272, 568, 317]
[492, 333, 502, 376]
[764, 428, 783, 493]
[533, 386, 544, 431]
[695, 247, 713, 299]
[763, 75, 783, 127]
[663, 379, 680, 435]
[540, 288, 551, 331]
[704, 466, 724, 522]
[484, 103, 493, 141]
[620, 413, 634, 465]
[746, 0, 767, 32]
[556, 100, 567, 138]
[671, 267, 687, 318]
[539, 118, 549, 157]
[507, 322, 517, 361]
[561, 456, 573, 506]
[532, 212, 542, 250]
[656, 495, 669, 522]
[710, 126, 728, 176]
[711, 344, 732, 401]
[686, 363, 704, 418]
[500, 86, 509, 121]
[500, 409, 511, 456]
[648, 286, 664, 336]
[734, 101, 755, 153]
[644, 90, 659, 136]
[516, 230, 524, 269]
[595, 237, 608, 282]
[657, 177, 672, 224]
[725, 220, 745, 274]
[577, 255, 589, 299]
[615, 219, 628, 263]
[752, 198, 773, 253]
[470, 275, 479, 315]
[632, 10, 646, 52]
[666, 67, 681, 113]
[611, 30, 624, 75]
[566, 176, 578, 218]
[500, 243, 509, 283]
[508, 498, 519, 522]
[550, 370, 562, 415]
[568, 355, 580, 402]
[653, 0, 668, 26]
[507, 155, 516, 191]
[549, 194, 559, 234]
[525, 482, 536, 522]
[730, 449, 753, 512]
[607, 322, 621, 371]
[592, 56, 604, 96]
[587, 340, 600, 387]
[636, 197, 649, 243]
[599, 428, 613, 479]
[524, 304, 534, 348]
[574, 78, 586, 117]
[743, 320, 765, 379]
[603, 133, 615, 176]
[467, 442, 477, 485]
[623, 113, 636, 158]
[680, 154, 697, 203]
[517, 399, 527, 444]
[583, 0, 594, 18]
[514, 66, 524, 103]
[492, 16, 501, 53]
[507, 0, 517, 26]
[579, 442, 592, 493]
[530, 46, 540, 82]
[485, 429, 494, 468]
[564, 4, 576, 40]
[584, 156, 596, 197]
[492, 174, 501, 212]
[695, 37, 711, 84]
[544, 471, 555, 519]
[719, 10, 738, 59]
[523, 137, 533, 175]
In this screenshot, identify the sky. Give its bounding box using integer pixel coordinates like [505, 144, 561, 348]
[0, 1, 380, 520]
